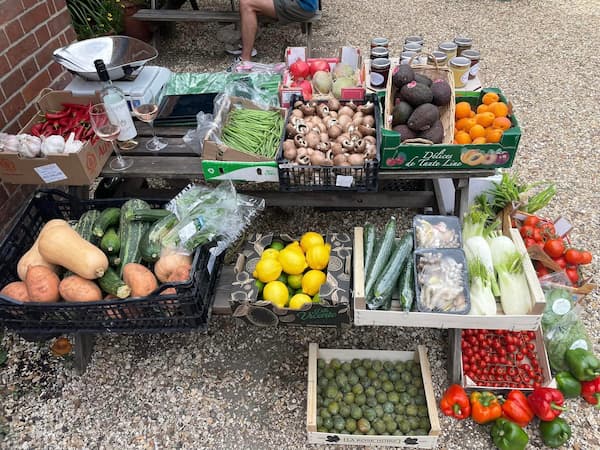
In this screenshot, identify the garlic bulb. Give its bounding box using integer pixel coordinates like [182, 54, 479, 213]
[41, 135, 65, 156]
[16, 134, 41, 158]
[64, 132, 84, 154]
[0, 133, 19, 153]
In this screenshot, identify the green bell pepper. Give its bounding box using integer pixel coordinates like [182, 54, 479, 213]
[555, 371, 582, 398]
[565, 348, 600, 381]
[491, 418, 528, 450]
[539, 417, 572, 448]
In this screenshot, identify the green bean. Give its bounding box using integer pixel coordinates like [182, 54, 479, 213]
[220, 108, 283, 158]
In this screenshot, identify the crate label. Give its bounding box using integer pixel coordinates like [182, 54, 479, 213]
[178, 222, 197, 243]
[551, 298, 571, 315]
[335, 175, 354, 187]
[34, 164, 67, 183]
[553, 217, 572, 237]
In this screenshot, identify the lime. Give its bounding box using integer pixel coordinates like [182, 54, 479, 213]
[276, 273, 288, 284]
[269, 240, 285, 251]
[312, 293, 320, 303]
[287, 274, 303, 290]
[254, 280, 265, 294]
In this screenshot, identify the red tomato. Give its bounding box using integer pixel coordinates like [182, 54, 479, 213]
[536, 265, 550, 277]
[523, 216, 541, 227]
[524, 237, 538, 248]
[580, 251, 592, 265]
[564, 248, 583, 265]
[553, 256, 567, 269]
[520, 225, 534, 238]
[537, 221, 556, 237]
[566, 266, 579, 284]
[544, 238, 566, 258]
[532, 228, 544, 243]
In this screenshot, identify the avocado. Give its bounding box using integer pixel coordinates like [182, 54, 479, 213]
[419, 120, 444, 143]
[392, 65, 415, 89]
[414, 73, 432, 87]
[430, 79, 452, 106]
[392, 124, 417, 142]
[391, 102, 414, 126]
[407, 103, 440, 131]
[399, 81, 433, 107]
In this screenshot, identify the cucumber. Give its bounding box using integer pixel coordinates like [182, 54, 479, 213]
[100, 227, 120, 254]
[125, 208, 171, 222]
[118, 199, 150, 276]
[369, 233, 413, 310]
[140, 213, 178, 263]
[97, 266, 131, 298]
[365, 216, 397, 301]
[93, 207, 121, 238]
[363, 223, 376, 272]
[398, 256, 415, 312]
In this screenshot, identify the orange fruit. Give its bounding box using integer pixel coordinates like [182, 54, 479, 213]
[492, 116, 512, 131]
[455, 130, 472, 144]
[475, 112, 495, 128]
[476, 104, 489, 114]
[469, 124, 486, 140]
[462, 118, 477, 132]
[472, 137, 487, 144]
[455, 102, 473, 119]
[469, 110, 476, 118]
[482, 92, 500, 105]
[489, 101, 509, 118]
[485, 128, 503, 143]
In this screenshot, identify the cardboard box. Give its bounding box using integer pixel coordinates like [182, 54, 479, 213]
[230, 233, 352, 327]
[381, 88, 521, 170]
[279, 46, 366, 108]
[307, 343, 441, 448]
[202, 96, 286, 163]
[0, 91, 111, 186]
[201, 160, 278, 182]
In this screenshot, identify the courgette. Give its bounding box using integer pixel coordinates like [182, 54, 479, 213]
[363, 223, 376, 272]
[97, 266, 131, 298]
[125, 208, 171, 222]
[369, 233, 413, 310]
[140, 213, 178, 263]
[397, 256, 415, 312]
[118, 199, 150, 276]
[109, 255, 121, 267]
[93, 207, 121, 238]
[365, 216, 397, 301]
[75, 210, 101, 243]
[100, 227, 120, 254]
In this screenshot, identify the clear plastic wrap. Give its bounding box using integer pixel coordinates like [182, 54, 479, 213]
[182, 111, 219, 155]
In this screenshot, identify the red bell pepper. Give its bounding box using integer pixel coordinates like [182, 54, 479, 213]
[581, 376, 600, 409]
[527, 387, 566, 421]
[440, 384, 471, 419]
[501, 390, 534, 427]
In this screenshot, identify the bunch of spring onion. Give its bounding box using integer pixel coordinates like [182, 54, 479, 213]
[485, 172, 556, 215]
[220, 108, 284, 159]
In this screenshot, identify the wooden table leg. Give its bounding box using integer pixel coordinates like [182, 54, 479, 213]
[447, 329, 462, 385]
[453, 178, 470, 218]
[74, 332, 95, 375]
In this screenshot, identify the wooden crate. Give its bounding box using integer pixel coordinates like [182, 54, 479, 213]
[353, 227, 546, 330]
[307, 344, 441, 448]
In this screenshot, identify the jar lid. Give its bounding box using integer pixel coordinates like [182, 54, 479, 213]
[403, 42, 422, 52]
[371, 57, 391, 70]
[454, 36, 473, 46]
[371, 37, 389, 47]
[405, 35, 424, 45]
[439, 41, 458, 51]
[428, 51, 448, 63]
[449, 56, 471, 67]
[400, 51, 417, 59]
[461, 49, 481, 59]
[371, 46, 389, 58]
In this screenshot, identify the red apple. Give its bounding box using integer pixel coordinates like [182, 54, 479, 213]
[310, 60, 330, 76]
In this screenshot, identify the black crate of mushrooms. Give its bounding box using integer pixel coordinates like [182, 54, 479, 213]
[279, 96, 380, 168]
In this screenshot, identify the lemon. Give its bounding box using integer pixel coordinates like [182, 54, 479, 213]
[302, 269, 327, 296]
[287, 274, 303, 290]
[285, 241, 305, 255]
[300, 231, 325, 253]
[269, 240, 285, 251]
[252, 258, 282, 283]
[261, 248, 280, 260]
[278, 247, 308, 275]
[263, 281, 289, 307]
[306, 243, 331, 270]
[289, 293, 313, 310]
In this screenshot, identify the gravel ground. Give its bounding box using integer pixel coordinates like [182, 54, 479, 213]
[1, 0, 600, 448]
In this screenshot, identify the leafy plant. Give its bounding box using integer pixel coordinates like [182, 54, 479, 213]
[66, 0, 125, 40]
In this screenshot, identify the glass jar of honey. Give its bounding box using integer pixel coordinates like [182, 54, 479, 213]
[438, 41, 458, 59]
[370, 46, 389, 60]
[400, 51, 417, 65]
[370, 58, 391, 89]
[448, 56, 471, 88]
[427, 51, 448, 66]
[461, 49, 481, 79]
[454, 37, 473, 56]
[370, 37, 389, 49]
[405, 35, 424, 46]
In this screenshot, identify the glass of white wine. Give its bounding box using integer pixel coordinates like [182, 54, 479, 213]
[133, 91, 167, 152]
[89, 103, 133, 171]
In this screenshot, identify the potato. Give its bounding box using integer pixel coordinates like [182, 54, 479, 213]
[0, 281, 30, 302]
[123, 263, 158, 298]
[167, 264, 192, 283]
[154, 253, 192, 282]
[59, 275, 103, 302]
[25, 265, 60, 303]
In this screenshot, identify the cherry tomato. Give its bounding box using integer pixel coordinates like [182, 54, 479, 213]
[463, 363, 470, 372]
[520, 225, 534, 238]
[553, 255, 567, 269]
[523, 216, 541, 227]
[532, 228, 544, 243]
[580, 250, 592, 265]
[527, 331, 536, 341]
[566, 266, 579, 284]
[516, 352, 525, 361]
[564, 248, 582, 265]
[537, 221, 556, 237]
[544, 238, 566, 258]
[536, 265, 550, 277]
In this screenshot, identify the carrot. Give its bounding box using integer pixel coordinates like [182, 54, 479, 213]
[59, 275, 103, 302]
[122, 263, 158, 298]
[0, 281, 30, 302]
[25, 265, 60, 303]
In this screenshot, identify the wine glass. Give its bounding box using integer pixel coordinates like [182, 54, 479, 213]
[132, 91, 167, 152]
[89, 103, 133, 171]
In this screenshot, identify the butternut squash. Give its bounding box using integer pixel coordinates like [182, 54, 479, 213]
[38, 222, 108, 279]
[17, 219, 66, 280]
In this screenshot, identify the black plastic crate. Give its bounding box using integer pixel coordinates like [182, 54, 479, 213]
[277, 94, 381, 192]
[0, 189, 224, 334]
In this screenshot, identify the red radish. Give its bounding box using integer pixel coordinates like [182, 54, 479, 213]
[289, 59, 310, 80]
[310, 60, 330, 76]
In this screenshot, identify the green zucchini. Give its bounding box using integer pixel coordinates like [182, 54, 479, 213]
[369, 233, 413, 310]
[125, 208, 171, 222]
[100, 227, 120, 254]
[93, 207, 121, 238]
[140, 213, 178, 263]
[109, 255, 121, 267]
[398, 257, 415, 312]
[118, 199, 151, 276]
[75, 210, 101, 243]
[365, 216, 397, 301]
[97, 266, 131, 299]
[363, 223, 376, 272]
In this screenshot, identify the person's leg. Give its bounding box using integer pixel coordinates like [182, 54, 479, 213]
[239, 0, 276, 60]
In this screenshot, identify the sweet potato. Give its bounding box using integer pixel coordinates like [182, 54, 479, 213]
[0, 281, 30, 302]
[123, 263, 158, 298]
[167, 264, 192, 283]
[154, 253, 192, 282]
[25, 265, 60, 303]
[59, 275, 103, 302]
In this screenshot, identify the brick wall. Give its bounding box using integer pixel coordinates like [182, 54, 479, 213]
[0, 0, 76, 237]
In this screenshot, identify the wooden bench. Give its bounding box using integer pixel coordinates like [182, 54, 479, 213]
[133, 9, 322, 52]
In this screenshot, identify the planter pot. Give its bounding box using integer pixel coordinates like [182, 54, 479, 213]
[123, 3, 153, 42]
